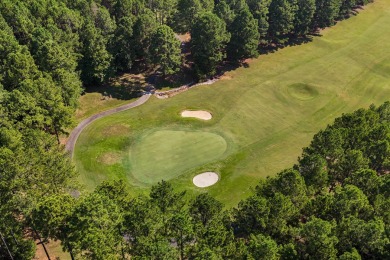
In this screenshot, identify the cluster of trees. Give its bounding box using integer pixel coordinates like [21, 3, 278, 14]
[0, 0, 386, 259]
[0, 3, 78, 258]
[188, 0, 375, 77]
[2, 102, 388, 259]
[0, 0, 375, 86]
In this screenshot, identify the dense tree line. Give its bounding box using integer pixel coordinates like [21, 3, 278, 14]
[2, 102, 388, 259]
[0, 0, 375, 84]
[0, 0, 385, 259]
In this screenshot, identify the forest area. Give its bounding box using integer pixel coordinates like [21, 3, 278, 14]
[0, 0, 388, 259]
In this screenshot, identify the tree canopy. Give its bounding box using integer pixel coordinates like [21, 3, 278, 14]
[0, 0, 374, 81]
[3, 100, 388, 259]
[0, 0, 386, 259]
[191, 12, 230, 78]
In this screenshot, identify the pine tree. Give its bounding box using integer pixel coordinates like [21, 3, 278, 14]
[191, 12, 230, 78]
[268, 0, 298, 42]
[149, 25, 181, 76]
[294, 0, 316, 36]
[228, 7, 260, 61]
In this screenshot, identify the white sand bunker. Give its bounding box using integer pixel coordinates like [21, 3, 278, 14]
[181, 110, 212, 120]
[193, 172, 219, 188]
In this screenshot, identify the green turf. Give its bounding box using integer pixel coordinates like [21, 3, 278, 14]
[74, 0, 390, 207]
[129, 130, 227, 184]
[287, 83, 319, 101]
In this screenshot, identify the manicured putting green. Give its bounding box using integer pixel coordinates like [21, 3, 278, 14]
[129, 130, 227, 184]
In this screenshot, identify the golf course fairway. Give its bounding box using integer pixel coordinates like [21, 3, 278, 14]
[74, 0, 390, 207]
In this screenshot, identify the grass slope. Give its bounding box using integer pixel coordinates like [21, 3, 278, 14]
[74, 0, 390, 207]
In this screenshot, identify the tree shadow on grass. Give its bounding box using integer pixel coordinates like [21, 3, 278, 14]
[215, 61, 242, 77]
[83, 73, 149, 100]
[146, 65, 195, 90]
[259, 35, 315, 55]
[288, 35, 315, 46]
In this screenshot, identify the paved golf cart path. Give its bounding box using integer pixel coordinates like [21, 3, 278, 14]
[65, 76, 221, 157]
[65, 94, 151, 157]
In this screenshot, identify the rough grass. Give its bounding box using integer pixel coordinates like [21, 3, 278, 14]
[74, 73, 148, 123]
[74, 92, 130, 122]
[74, 0, 390, 207]
[98, 151, 123, 165]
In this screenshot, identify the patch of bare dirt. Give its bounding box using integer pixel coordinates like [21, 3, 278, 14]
[98, 152, 122, 165]
[220, 74, 233, 80]
[102, 124, 130, 136]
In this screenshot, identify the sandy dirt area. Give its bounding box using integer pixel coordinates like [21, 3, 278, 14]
[181, 110, 212, 120]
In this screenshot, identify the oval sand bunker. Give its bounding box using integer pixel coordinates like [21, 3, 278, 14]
[193, 172, 219, 188]
[181, 110, 212, 120]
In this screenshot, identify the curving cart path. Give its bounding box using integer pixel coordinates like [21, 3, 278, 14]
[65, 94, 151, 157]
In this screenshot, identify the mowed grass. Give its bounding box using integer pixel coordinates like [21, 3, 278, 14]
[130, 130, 227, 184]
[74, 0, 390, 207]
[74, 73, 149, 123]
[75, 92, 130, 122]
